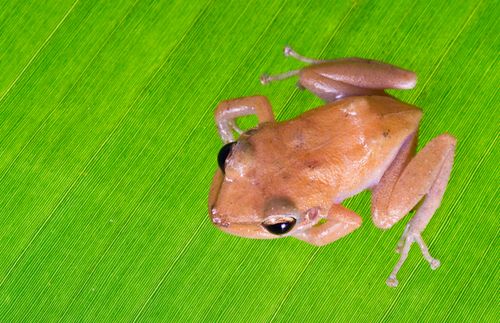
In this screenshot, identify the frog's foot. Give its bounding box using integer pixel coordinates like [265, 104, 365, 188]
[395, 223, 410, 253]
[283, 45, 325, 64]
[260, 46, 324, 84]
[387, 228, 440, 287]
[260, 70, 300, 85]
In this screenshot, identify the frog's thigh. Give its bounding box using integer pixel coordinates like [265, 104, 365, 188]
[372, 133, 417, 228]
[215, 95, 275, 143]
[298, 58, 417, 101]
[372, 134, 456, 230]
[293, 204, 362, 246]
[299, 69, 385, 101]
[389, 134, 456, 231]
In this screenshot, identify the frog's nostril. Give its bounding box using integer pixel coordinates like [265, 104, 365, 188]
[262, 217, 296, 235]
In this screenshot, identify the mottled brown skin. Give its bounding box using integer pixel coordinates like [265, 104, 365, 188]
[209, 47, 456, 287]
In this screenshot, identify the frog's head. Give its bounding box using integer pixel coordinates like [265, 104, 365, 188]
[208, 132, 323, 239]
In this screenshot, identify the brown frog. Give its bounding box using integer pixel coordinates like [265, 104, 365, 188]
[209, 46, 456, 287]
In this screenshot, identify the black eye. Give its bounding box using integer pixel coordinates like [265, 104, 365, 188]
[217, 142, 236, 172]
[262, 217, 296, 235]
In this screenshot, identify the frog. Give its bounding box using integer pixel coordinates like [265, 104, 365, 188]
[208, 46, 456, 287]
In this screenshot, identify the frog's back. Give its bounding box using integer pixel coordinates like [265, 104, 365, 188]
[289, 95, 422, 152]
[249, 95, 422, 206]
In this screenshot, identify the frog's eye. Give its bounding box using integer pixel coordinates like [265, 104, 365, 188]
[217, 142, 236, 172]
[262, 217, 296, 235]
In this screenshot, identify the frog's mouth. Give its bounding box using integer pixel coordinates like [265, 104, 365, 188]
[208, 169, 224, 215]
[210, 207, 324, 240]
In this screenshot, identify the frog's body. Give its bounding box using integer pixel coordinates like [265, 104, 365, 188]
[251, 96, 422, 203]
[209, 47, 456, 287]
[216, 96, 422, 229]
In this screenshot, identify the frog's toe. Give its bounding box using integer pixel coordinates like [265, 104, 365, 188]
[430, 259, 441, 270]
[386, 276, 399, 287]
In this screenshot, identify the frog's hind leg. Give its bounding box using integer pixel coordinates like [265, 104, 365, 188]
[261, 46, 417, 102]
[298, 68, 388, 101]
[298, 58, 417, 102]
[371, 134, 456, 287]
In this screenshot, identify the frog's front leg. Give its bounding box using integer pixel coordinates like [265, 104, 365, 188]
[372, 134, 456, 287]
[215, 95, 275, 143]
[293, 204, 362, 246]
[261, 46, 416, 102]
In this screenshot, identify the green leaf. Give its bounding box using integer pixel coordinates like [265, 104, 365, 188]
[0, 0, 497, 321]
